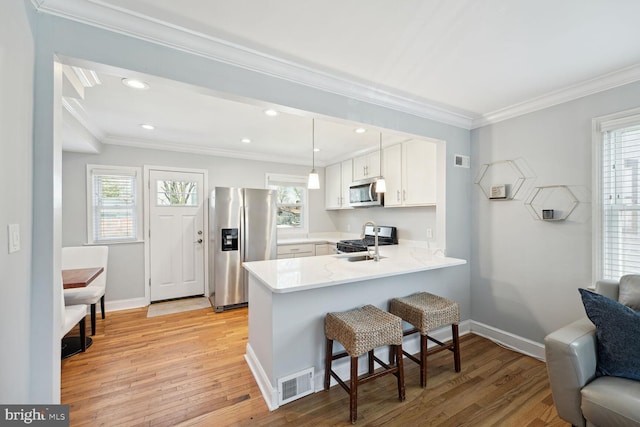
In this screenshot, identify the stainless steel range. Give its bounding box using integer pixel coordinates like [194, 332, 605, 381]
[336, 225, 398, 253]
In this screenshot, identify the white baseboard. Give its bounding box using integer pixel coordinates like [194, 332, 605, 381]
[469, 320, 545, 361]
[101, 297, 147, 313]
[245, 343, 279, 411]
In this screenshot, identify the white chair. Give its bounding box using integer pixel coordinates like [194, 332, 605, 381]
[61, 280, 88, 358]
[62, 246, 109, 336]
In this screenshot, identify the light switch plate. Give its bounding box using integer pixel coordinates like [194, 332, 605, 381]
[8, 224, 20, 253]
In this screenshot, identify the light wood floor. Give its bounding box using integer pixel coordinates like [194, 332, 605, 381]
[61, 306, 568, 426]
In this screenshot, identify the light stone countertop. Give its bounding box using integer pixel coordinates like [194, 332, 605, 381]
[243, 245, 466, 293]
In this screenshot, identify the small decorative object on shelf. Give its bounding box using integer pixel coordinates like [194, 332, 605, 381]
[542, 209, 554, 220]
[525, 185, 579, 221]
[475, 160, 526, 200]
[490, 184, 507, 199]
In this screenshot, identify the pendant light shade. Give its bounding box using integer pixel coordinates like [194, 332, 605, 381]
[308, 119, 320, 189]
[376, 132, 386, 193]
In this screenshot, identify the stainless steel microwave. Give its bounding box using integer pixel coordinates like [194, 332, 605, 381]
[349, 178, 384, 207]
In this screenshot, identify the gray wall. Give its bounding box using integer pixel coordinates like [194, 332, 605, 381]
[0, 0, 34, 403]
[32, 11, 471, 401]
[471, 80, 640, 343]
[62, 144, 337, 301]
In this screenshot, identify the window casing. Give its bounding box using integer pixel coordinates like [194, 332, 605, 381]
[87, 165, 143, 244]
[594, 109, 640, 280]
[266, 174, 309, 234]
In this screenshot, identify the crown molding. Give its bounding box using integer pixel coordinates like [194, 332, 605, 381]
[474, 63, 640, 128]
[102, 135, 318, 167]
[34, 0, 477, 130]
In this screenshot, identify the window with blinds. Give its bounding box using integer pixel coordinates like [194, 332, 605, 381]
[601, 122, 640, 279]
[87, 166, 142, 243]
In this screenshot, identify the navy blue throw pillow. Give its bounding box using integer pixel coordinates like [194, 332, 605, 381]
[579, 288, 640, 381]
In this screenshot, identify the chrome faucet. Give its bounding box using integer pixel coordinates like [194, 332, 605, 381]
[361, 220, 380, 262]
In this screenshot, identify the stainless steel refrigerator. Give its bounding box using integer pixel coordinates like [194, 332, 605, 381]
[209, 187, 277, 312]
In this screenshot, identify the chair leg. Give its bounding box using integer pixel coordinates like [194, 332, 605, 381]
[396, 343, 405, 401]
[90, 304, 96, 336]
[420, 334, 428, 388]
[368, 349, 374, 375]
[100, 295, 105, 319]
[453, 324, 461, 372]
[79, 318, 86, 352]
[350, 356, 358, 424]
[324, 338, 333, 390]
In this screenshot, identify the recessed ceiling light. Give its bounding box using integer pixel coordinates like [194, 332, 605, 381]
[122, 78, 150, 90]
[241, 138, 251, 144]
[140, 124, 155, 130]
[314, 148, 320, 152]
[264, 109, 278, 117]
[355, 127, 366, 134]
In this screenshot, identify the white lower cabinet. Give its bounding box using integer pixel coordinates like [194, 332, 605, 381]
[314, 243, 335, 256]
[277, 243, 315, 259]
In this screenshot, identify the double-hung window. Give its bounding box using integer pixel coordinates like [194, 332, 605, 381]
[594, 109, 640, 280]
[87, 165, 143, 244]
[266, 174, 309, 234]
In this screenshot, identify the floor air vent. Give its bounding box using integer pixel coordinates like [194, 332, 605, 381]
[277, 367, 314, 405]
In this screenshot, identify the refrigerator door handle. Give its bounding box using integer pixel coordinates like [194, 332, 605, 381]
[240, 205, 246, 262]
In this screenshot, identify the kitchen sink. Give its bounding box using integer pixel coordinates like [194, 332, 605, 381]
[346, 255, 386, 262]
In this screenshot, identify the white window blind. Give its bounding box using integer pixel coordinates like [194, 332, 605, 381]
[87, 166, 142, 243]
[602, 123, 640, 279]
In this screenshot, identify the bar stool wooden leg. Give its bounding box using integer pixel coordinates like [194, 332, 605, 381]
[350, 355, 358, 424]
[324, 338, 333, 390]
[396, 343, 405, 401]
[453, 324, 461, 372]
[420, 334, 428, 388]
[368, 350, 374, 375]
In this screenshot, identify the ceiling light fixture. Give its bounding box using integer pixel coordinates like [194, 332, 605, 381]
[264, 109, 278, 117]
[122, 78, 150, 90]
[355, 127, 366, 134]
[140, 124, 155, 130]
[376, 132, 386, 193]
[308, 119, 320, 190]
[241, 138, 251, 143]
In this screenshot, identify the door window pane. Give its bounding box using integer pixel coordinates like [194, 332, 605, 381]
[157, 180, 198, 206]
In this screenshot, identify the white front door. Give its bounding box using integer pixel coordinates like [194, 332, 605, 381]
[149, 170, 205, 301]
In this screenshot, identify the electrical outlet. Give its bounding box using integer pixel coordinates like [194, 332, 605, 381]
[8, 224, 20, 253]
[426, 228, 433, 239]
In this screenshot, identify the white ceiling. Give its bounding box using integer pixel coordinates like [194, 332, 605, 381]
[39, 0, 640, 163]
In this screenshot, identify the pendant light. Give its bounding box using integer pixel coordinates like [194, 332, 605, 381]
[376, 132, 386, 193]
[307, 119, 320, 189]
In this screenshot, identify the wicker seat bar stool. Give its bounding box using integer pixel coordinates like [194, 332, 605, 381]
[389, 292, 461, 388]
[324, 304, 405, 424]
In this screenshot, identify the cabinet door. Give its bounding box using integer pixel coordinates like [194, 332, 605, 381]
[403, 140, 436, 205]
[353, 155, 368, 181]
[367, 151, 381, 177]
[341, 159, 353, 208]
[383, 143, 403, 207]
[325, 163, 342, 209]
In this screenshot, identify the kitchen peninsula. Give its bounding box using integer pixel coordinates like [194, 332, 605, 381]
[243, 245, 466, 410]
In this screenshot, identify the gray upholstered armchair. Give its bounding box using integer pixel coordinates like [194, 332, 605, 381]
[544, 279, 640, 427]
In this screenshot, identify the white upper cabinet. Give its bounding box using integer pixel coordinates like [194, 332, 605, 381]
[382, 140, 436, 207]
[325, 162, 342, 209]
[383, 143, 403, 207]
[353, 151, 380, 181]
[325, 159, 353, 210]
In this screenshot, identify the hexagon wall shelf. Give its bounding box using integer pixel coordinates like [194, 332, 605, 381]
[474, 160, 526, 200]
[524, 185, 579, 221]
